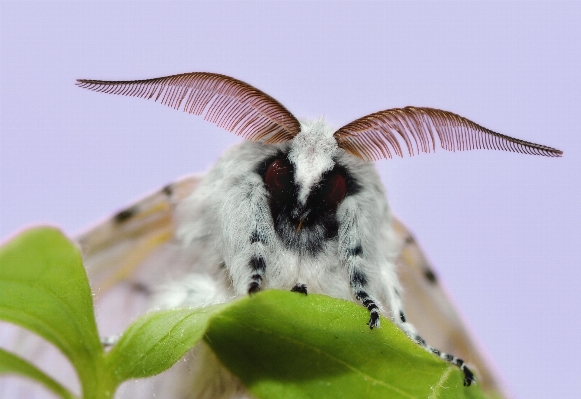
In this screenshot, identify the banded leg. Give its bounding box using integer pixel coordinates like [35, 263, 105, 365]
[354, 287, 381, 329]
[393, 295, 476, 387]
[248, 255, 265, 294]
[248, 230, 267, 294]
[345, 244, 381, 328]
[413, 331, 475, 386]
[337, 202, 380, 327]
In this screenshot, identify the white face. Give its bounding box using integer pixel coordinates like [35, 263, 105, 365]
[288, 119, 339, 205]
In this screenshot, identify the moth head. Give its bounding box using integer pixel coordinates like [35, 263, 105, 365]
[76, 72, 562, 247]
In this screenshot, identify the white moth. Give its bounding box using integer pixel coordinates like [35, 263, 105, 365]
[33, 73, 560, 398]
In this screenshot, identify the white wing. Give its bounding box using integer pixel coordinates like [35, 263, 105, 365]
[77, 174, 203, 337]
[1, 174, 208, 399]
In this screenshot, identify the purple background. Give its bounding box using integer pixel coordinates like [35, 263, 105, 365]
[1, 2, 579, 398]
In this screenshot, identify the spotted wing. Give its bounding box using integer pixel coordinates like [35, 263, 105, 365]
[334, 107, 562, 161]
[75, 174, 203, 332]
[76, 73, 301, 144]
[392, 217, 508, 397]
[2, 175, 205, 399]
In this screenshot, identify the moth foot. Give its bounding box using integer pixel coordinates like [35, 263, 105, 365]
[291, 283, 308, 295]
[462, 364, 476, 386]
[367, 310, 380, 329]
[248, 281, 261, 294]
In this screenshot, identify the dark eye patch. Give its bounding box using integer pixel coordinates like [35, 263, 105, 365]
[319, 172, 347, 211]
[257, 154, 360, 254]
[264, 157, 294, 200]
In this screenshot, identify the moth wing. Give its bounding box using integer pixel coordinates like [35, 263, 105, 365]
[1, 175, 206, 399]
[76, 173, 205, 336]
[393, 217, 508, 397]
[76, 172, 251, 399]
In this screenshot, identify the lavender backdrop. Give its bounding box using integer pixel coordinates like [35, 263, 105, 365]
[1, 2, 579, 398]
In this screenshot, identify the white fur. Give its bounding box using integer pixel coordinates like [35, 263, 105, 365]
[152, 118, 458, 398]
[289, 119, 338, 204]
[171, 120, 400, 315]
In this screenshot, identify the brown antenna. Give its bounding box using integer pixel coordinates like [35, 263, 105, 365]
[76, 73, 301, 144]
[334, 107, 562, 161]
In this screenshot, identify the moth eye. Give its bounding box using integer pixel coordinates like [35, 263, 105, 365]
[265, 158, 294, 197]
[321, 173, 347, 209]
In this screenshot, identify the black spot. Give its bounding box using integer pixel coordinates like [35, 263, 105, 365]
[405, 234, 415, 245]
[351, 269, 368, 286]
[256, 153, 361, 256]
[219, 261, 226, 269]
[250, 256, 266, 273]
[423, 268, 438, 284]
[251, 274, 262, 282]
[291, 283, 308, 295]
[162, 184, 173, 196]
[444, 354, 454, 362]
[455, 358, 464, 367]
[431, 349, 441, 356]
[349, 245, 363, 257]
[399, 311, 406, 323]
[114, 206, 137, 223]
[130, 282, 151, 296]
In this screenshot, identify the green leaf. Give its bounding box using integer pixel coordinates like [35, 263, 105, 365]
[204, 290, 489, 399]
[0, 347, 76, 399]
[105, 303, 228, 383]
[0, 228, 104, 396]
[0, 228, 494, 399]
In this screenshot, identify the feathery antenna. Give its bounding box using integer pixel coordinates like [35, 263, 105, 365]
[76, 73, 301, 143]
[334, 107, 562, 161]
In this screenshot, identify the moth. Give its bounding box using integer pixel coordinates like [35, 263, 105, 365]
[63, 73, 560, 398]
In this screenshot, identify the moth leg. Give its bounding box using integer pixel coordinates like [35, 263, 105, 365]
[355, 288, 381, 329]
[247, 224, 268, 294]
[227, 179, 273, 296]
[291, 283, 308, 294]
[338, 205, 382, 328]
[248, 253, 266, 294]
[393, 294, 475, 386]
[345, 244, 381, 329]
[414, 331, 475, 386]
